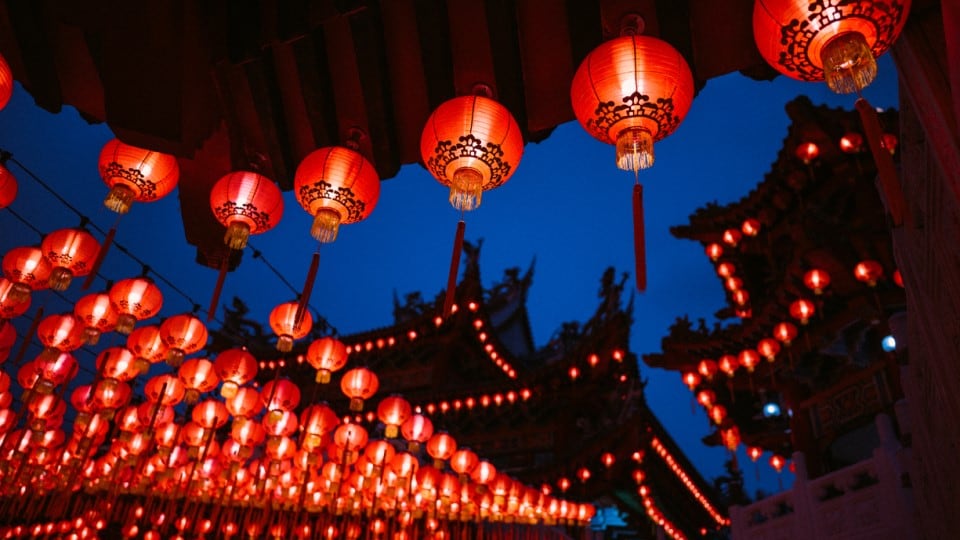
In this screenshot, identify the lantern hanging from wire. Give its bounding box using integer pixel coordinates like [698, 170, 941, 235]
[109, 277, 163, 335]
[86, 139, 180, 290]
[2, 246, 53, 302]
[293, 144, 380, 324]
[0, 52, 12, 111]
[159, 313, 208, 368]
[269, 301, 313, 353]
[213, 348, 257, 399]
[753, 0, 912, 226]
[73, 292, 119, 345]
[420, 93, 524, 315]
[340, 367, 379, 412]
[206, 171, 284, 319]
[127, 325, 166, 375]
[41, 228, 100, 291]
[0, 159, 17, 209]
[306, 336, 348, 383]
[571, 31, 695, 291]
[0, 277, 30, 320]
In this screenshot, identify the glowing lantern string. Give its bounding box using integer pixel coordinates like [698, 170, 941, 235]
[753, 0, 912, 226]
[207, 171, 283, 320]
[420, 93, 523, 316]
[85, 139, 180, 290]
[293, 145, 380, 324]
[571, 32, 695, 292]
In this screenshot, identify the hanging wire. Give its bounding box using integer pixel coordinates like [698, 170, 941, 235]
[248, 244, 300, 297]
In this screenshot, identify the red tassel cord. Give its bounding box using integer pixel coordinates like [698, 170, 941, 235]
[296, 251, 320, 326]
[632, 183, 646, 292]
[207, 256, 230, 322]
[855, 97, 910, 227]
[443, 220, 466, 316]
[82, 225, 116, 290]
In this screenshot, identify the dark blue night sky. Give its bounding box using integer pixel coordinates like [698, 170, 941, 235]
[0, 54, 899, 501]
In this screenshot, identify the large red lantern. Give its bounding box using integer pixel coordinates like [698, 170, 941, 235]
[306, 337, 348, 383]
[377, 395, 412, 439]
[127, 325, 167, 374]
[109, 277, 163, 334]
[421, 94, 524, 315]
[571, 34, 694, 291]
[40, 228, 100, 291]
[206, 171, 284, 318]
[159, 314, 208, 367]
[0, 161, 16, 209]
[213, 348, 257, 399]
[99, 139, 180, 215]
[269, 301, 312, 352]
[36, 313, 86, 357]
[340, 367, 379, 412]
[2, 246, 53, 301]
[0, 53, 12, 111]
[209, 171, 284, 249]
[0, 277, 30, 320]
[753, 0, 911, 226]
[73, 292, 119, 345]
[178, 358, 219, 404]
[293, 145, 380, 321]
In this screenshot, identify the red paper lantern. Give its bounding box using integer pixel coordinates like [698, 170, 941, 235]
[0, 162, 17, 209]
[697, 359, 718, 380]
[758, 338, 781, 361]
[225, 387, 262, 419]
[722, 228, 742, 247]
[795, 142, 819, 165]
[718, 354, 739, 377]
[401, 413, 434, 452]
[803, 268, 830, 295]
[209, 171, 284, 249]
[705, 243, 723, 261]
[682, 371, 701, 391]
[420, 95, 523, 212]
[789, 298, 816, 324]
[41, 228, 100, 291]
[294, 146, 380, 243]
[753, 0, 911, 93]
[99, 139, 180, 214]
[450, 448, 479, 479]
[126, 325, 167, 374]
[2, 246, 53, 301]
[840, 132, 864, 153]
[773, 321, 799, 345]
[37, 313, 86, 356]
[741, 218, 762, 237]
[306, 337, 348, 383]
[426, 432, 457, 466]
[0, 53, 12, 111]
[178, 358, 219, 404]
[144, 374, 186, 406]
[571, 34, 694, 292]
[854, 260, 884, 286]
[109, 277, 163, 334]
[738, 349, 761, 372]
[269, 301, 312, 352]
[260, 378, 301, 415]
[213, 348, 257, 399]
[377, 395, 412, 439]
[340, 367, 379, 412]
[73, 293, 119, 345]
[95, 347, 138, 382]
[0, 277, 30, 320]
[159, 314, 208, 367]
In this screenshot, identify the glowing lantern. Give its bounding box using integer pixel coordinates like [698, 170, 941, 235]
[704, 243, 725, 264]
[213, 348, 257, 398]
[40, 228, 100, 291]
[0, 53, 11, 111]
[269, 301, 312, 352]
[0, 277, 30, 320]
[127, 325, 166, 374]
[340, 367, 378, 412]
[294, 146, 380, 243]
[840, 132, 864, 153]
[881, 133, 898, 154]
[769, 454, 786, 473]
[571, 34, 694, 291]
[725, 277, 744, 292]
[718, 355, 739, 378]
[795, 142, 819, 165]
[732, 289, 750, 307]
[682, 371, 701, 391]
[306, 336, 348, 383]
[192, 400, 229, 430]
[803, 268, 830, 295]
[753, 0, 911, 225]
[401, 413, 434, 453]
[709, 404, 727, 425]
[178, 358, 219, 404]
[37, 313, 85, 357]
[300, 404, 339, 449]
[789, 298, 816, 324]
[721, 426, 741, 452]
[716, 262, 736, 278]
[741, 218, 761, 237]
[738, 349, 761, 372]
[450, 448, 479, 482]
[91, 379, 132, 417]
[159, 314, 208, 367]
[893, 269, 904, 287]
[697, 359, 718, 380]
[109, 277, 163, 334]
[95, 347, 138, 382]
[377, 395, 412, 438]
[773, 321, 799, 345]
[99, 139, 179, 214]
[0, 162, 17, 209]
[426, 432, 457, 468]
[420, 94, 523, 314]
[209, 171, 283, 249]
[333, 423, 369, 457]
[73, 293, 118, 345]
[854, 260, 884, 286]
[722, 228, 742, 247]
[747, 446, 763, 462]
[758, 338, 781, 362]
[2, 246, 53, 301]
[144, 374, 186, 406]
[225, 387, 262, 419]
[600, 452, 616, 468]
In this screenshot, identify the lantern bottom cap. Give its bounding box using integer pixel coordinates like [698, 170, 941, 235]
[104, 184, 135, 214]
[48, 268, 74, 291]
[116, 313, 136, 335]
[822, 31, 877, 95]
[224, 221, 251, 250]
[616, 128, 655, 172]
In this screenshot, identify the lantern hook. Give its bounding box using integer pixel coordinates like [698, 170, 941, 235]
[344, 128, 366, 151]
[471, 83, 495, 99]
[619, 14, 645, 37]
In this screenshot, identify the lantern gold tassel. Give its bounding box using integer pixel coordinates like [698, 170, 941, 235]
[208, 256, 229, 322]
[632, 184, 646, 292]
[443, 220, 466, 316]
[855, 98, 910, 228]
[82, 225, 116, 290]
[296, 252, 320, 326]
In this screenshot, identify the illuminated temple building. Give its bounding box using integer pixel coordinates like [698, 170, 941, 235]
[0, 1, 958, 539]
